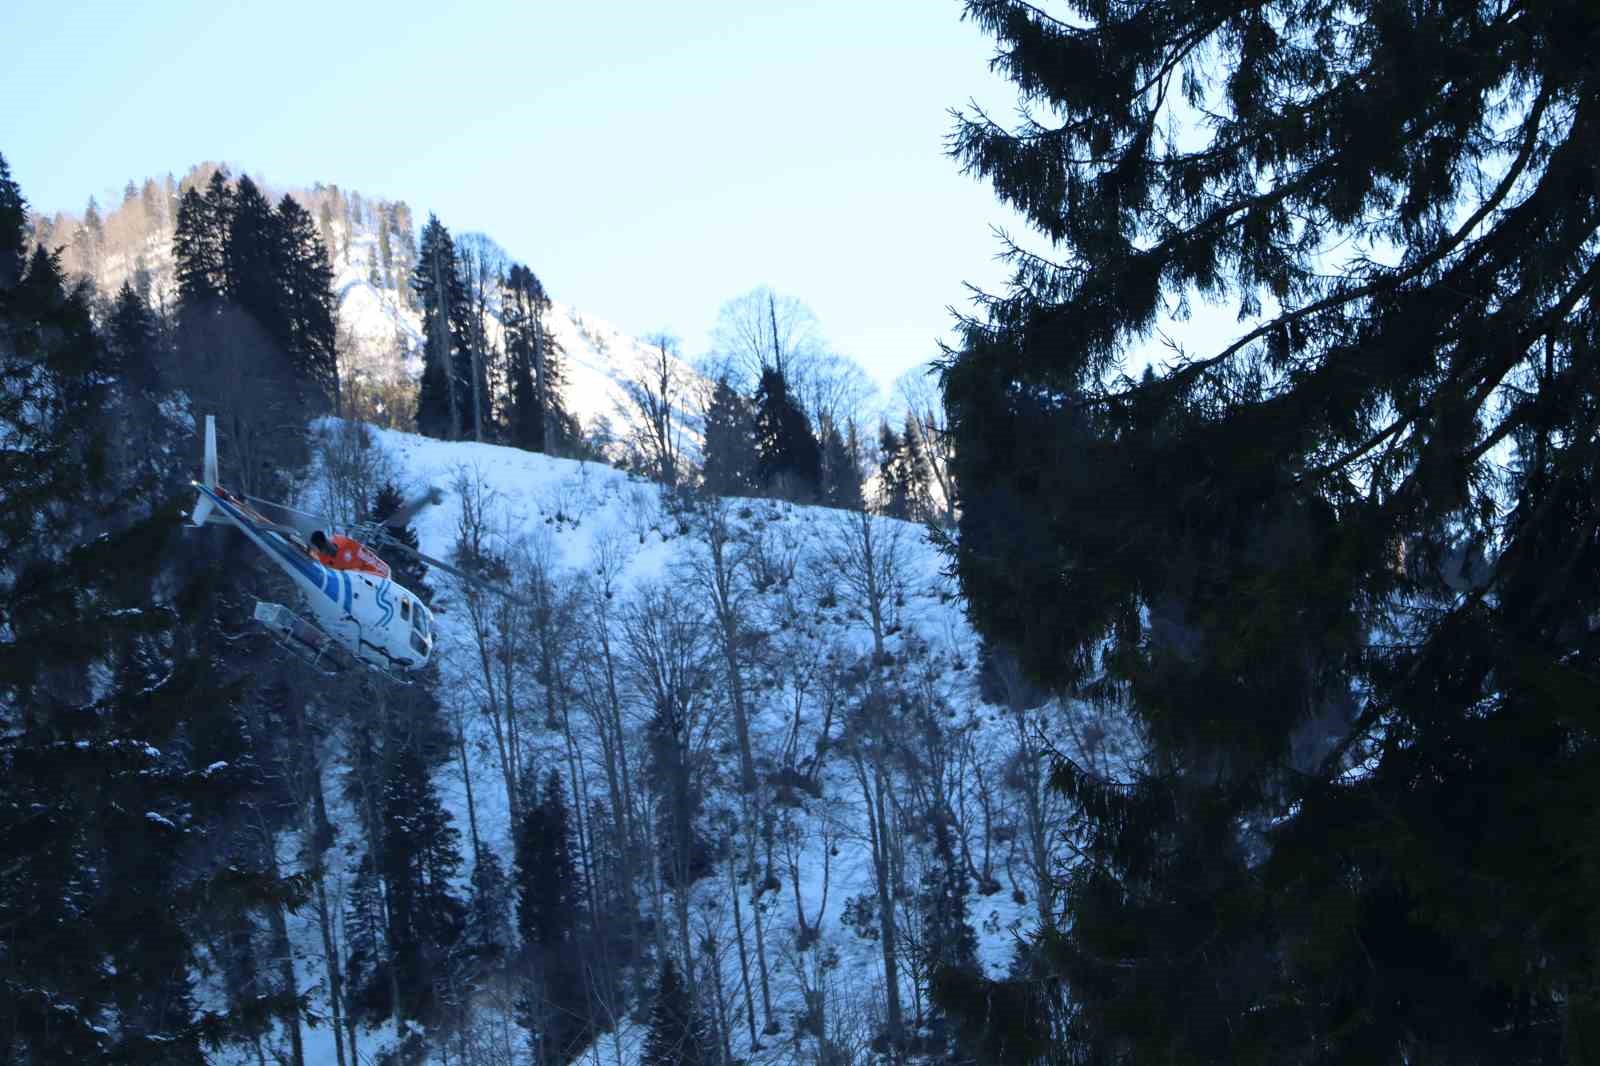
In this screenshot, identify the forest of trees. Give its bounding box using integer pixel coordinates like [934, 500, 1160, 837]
[12, 1, 1582, 1061]
[0, 150, 1021, 1066]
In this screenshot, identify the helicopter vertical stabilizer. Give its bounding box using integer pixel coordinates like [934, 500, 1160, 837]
[190, 415, 219, 527]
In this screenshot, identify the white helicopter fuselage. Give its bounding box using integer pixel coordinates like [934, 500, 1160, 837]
[192, 480, 434, 674]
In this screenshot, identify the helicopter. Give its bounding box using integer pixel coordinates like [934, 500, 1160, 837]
[188, 415, 517, 679]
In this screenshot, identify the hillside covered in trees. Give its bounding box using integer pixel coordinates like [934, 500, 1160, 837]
[0, 145, 1040, 1066]
[9, 0, 1595, 1064]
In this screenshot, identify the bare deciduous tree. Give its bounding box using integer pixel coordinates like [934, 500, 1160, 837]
[823, 509, 907, 666]
[618, 334, 690, 487]
[892, 367, 957, 528]
[312, 418, 400, 525]
[711, 286, 826, 386]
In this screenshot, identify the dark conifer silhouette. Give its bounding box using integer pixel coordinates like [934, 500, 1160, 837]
[701, 377, 758, 497]
[412, 215, 472, 439]
[752, 365, 820, 500]
[818, 415, 862, 510]
[514, 772, 593, 1066]
[275, 194, 339, 412]
[939, 1, 1600, 1061]
[640, 956, 713, 1066]
[502, 264, 574, 454]
[0, 154, 302, 1064]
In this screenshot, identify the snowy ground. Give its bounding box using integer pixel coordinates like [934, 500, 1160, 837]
[212, 423, 1065, 1066]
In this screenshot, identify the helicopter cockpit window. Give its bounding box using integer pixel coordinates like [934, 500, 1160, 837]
[400, 597, 411, 622]
[409, 604, 431, 656]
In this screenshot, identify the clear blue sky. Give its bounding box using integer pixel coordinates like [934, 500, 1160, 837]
[3, 0, 1028, 394]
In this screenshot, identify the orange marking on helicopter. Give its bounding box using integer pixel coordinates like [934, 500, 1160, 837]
[312, 533, 392, 579]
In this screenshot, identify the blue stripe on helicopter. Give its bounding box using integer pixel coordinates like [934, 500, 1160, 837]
[195, 482, 339, 604]
[375, 579, 394, 628]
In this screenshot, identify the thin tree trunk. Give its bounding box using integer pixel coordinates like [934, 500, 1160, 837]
[534, 307, 551, 453]
[745, 807, 776, 1033]
[727, 850, 759, 1048]
[471, 307, 485, 442]
[857, 758, 904, 1046]
[700, 936, 734, 1066]
[458, 723, 482, 868]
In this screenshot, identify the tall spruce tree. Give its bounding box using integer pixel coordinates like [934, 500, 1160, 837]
[275, 194, 340, 412]
[172, 176, 231, 307]
[938, 2, 1600, 1063]
[502, 264, 573, 454]
[372, 481, 432, 601]
[700, 376, 758, 496]
[0, 155, 25, 291]
[752, 365, 820, 500]
[640, 956, 713, 1066]
[514, 772, 593, 1066]
[223, 175, 281, 337]
[74, 195, 104, 279]
[376, 696, 465, 1026]
[818, 415, 862, 510]
[107, 279, 161, 394]
[411, 215, 471, 439]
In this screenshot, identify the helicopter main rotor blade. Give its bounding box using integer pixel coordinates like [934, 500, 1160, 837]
[243, 493, 335, 536]
[374, 532, 536, 608]
[381, 486, 444, 529]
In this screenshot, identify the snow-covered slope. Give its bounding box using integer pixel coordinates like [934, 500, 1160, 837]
[247, 422, 1122, 1066]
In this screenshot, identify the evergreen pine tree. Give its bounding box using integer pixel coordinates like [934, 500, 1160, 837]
[0, 154, 26, 290]
[174, 170, 234, 307]
[172, 188, 223, 306]
[502, 264, 572, 454]
[74, 195, 104, 277]
[700, 377, 758, 497]
[275, 194, 339, 412]
[939, 2, 1600, 1062]
[107, 279, 160, 394]
[640, 957, 712, 1066]
[377, 711, 465, 1025]
[223, 175, 281, 335]
[898, 413, 930, 522]
[411, 215, 471, 439]
[372, 481, 432, 601]
[752, 365, 820, 500]
[876, 422, 911, 520]
[818, 415, 862, 510]
[465, 848, 514, 966]
[514, 771, 593, 1066]
[378, 208, 394, 287]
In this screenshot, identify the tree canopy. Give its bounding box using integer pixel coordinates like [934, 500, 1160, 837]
[940, 0, 1600, 1061]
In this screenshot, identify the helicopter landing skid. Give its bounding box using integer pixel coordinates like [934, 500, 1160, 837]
[253, 600, 344, 677]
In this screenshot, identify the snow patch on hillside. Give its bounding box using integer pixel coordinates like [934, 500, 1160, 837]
[282, 425, 1064, 1064]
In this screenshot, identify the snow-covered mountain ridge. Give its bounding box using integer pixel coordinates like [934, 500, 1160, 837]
[332, 218, 702, 444]
[40, 166, 702, 446]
